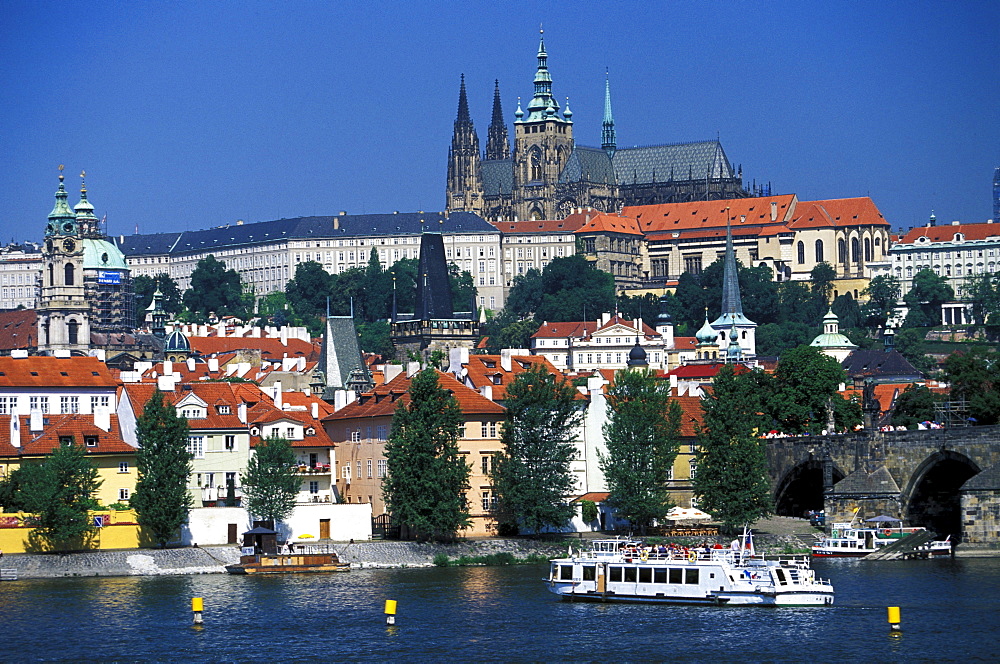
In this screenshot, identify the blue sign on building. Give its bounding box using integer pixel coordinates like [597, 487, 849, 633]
[98, 271, 121, 285]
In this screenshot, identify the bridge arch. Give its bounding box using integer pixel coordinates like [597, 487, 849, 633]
[902, 450, 980, 543]
[774, 459, 847, 517]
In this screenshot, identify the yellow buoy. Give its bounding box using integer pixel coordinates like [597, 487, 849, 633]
[887, 606, 901, 631]
[384, 599, 397, 625]
[192, 597, 204, 625]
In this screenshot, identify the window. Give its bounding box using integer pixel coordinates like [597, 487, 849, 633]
[119, 488, 130, 502]
[0, 396, 9, 414]
[61, 396, 80, 414]
[286, 427, 295, 439]
[187, 436, 205, 459]
[688, 460, 697, 478]
[225, 435, 236, 450]
[683, 255, 703, 275]
[376, 425, 388, 440]
[377, 459, 387, 478]
[815, 239, 824, 263]
[367, 459, 373, 478]
[488, 421, 497, 437]
[356, 461, 362, 480]
[350, 428, 361, 443]
[59, 435, 74, 446]
[481, 454, 491, 475]
[90, 395, 110, 412]
[85, 435, 98, 447]
[217, 405, 231, 414]
[796, 241, 805, 264]
[343, 464, 352, 481]
[119, 462, 129, 474]
[309, 481, 319, 495]
[29, 396, 49, 414]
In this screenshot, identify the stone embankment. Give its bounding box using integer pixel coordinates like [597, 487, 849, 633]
[0, 528, 820, 579]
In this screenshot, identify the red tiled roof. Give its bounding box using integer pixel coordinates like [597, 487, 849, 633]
[461, 354, 565, 401]
[672, 394, 705, 437]
[0, 355, 117, 388]
[490, 216, 586, 233]
[572, 492, 610, 503]
[188, 336, 319, 361]
[624, 195, 797, 234]
[573, 213, 643, 236]
[531, 321, 598, 339]
[0, 413, 133, 457]
[896, 221, 1000, 244]
[122, 382, 266, 430]
[0, 309, 37, 352]
[788, 198, 889, 230]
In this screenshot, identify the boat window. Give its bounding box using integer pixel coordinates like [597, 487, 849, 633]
[775, 569, 786, 585]
[560, 565, 574, 581]
[654, 568, 668, 583]
[685, 569, 700, 585]
[609, 566, 623, 582]
[582, 566, 596, 581]
[638, 567, 652, 583]
[669, 568, 683, 584]
[623, 567, 637, 582]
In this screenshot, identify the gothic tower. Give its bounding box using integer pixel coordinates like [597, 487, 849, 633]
[445, 74, 484, 214]
[485, 80, 510, 160]
[710, 208, 756, 358]
[601, 71, 616, 155]
[38, 167, 91, 354]
[512, 31, 574, 221]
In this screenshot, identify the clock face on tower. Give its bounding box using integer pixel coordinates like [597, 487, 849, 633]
[63, 239, 76, 252]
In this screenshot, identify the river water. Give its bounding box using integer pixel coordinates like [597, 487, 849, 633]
[1, 557, 997, 662]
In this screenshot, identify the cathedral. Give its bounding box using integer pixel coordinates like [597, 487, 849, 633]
[446, 33, 757, 222]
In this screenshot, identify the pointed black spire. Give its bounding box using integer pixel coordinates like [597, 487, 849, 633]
[457, 73, 471, 123]
[485, 79, 510, 160]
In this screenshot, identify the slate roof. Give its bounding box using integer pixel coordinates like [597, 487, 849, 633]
[0, 355, 117, 388]
[115, 212, 497, 257]
[559, 146, 617, 185]
[320, 317, 371, 389]
[482, 159, 514, 197]
[841, 350, 923, 382]
[833, 465, 901, 494]
[612, 140, 735, 185]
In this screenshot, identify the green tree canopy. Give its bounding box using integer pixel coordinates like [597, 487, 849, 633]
[943, 347, 1000, 425]
[491, 365, 582, 535]
[241, 435, 300, 525]
[755, 322, 822, 358]
[183, 255, 251, 319]
[448, 263, 477, 313]
[964, 271, 1000, 326]
[504, 269, 545, 318]
[286, 260, 334, 320]
[131, 390, 193, 547]
[890, 383, 938, 429]
[600, 369, 682, 533]
[531, 255, 616, 323]
[903, 268, 954, 328]
[480, 310, 539, 354]
[134, 273, 183, 315]
[770, 345, 852, 434]
[810, 262, 837, 304]
[694, 365, 773, 532]
[12, 443, 102, 548]
[382, 369, 470, 540]
[862, 275, 901, 329]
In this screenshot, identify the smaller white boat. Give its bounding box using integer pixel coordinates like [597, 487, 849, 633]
[546, 530, 834, 606]
[811, 521, 951, 558]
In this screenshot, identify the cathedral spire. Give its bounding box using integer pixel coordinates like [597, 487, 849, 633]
[456, 73, 471, 124]
[720, 208, 743, 317]
[602, 69, 616, 154]
[445, 74, 483, 213]
[485, 79, 510, 160]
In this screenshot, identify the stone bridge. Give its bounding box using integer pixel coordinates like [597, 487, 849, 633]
[766, 425, 1000, 549]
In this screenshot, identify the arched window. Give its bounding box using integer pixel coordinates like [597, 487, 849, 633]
[864, 238, 872, 262]
[530, 150, 542, 181]
[838, 239, 847, 264]
[68, 319, 79, 345]
[64, 263, 75, 286]
[815, 239, 824, 263]
[796, 241, 805, 264]
[48, 263, 54, 287]
[851, 238, 860, 263]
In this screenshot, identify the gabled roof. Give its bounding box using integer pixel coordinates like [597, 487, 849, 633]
[0, 413, 133, 457]
[896, 221, 1000, 244]
[460, 354, 563, 401]
[788, 198, 889, 230]
[531, 321, 599, 340]
[624, 195, 797, 234]
[594, 315, 657, 337]
[324, 370, 505, 423]
[0, 355, 117, 389]
[122, 382, 265, 430]
[319, 317, 370, 389]
[559, 146, 616, 185]
[574, 213, 643, 236]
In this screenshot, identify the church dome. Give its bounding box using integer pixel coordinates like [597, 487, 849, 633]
[626, 338, 648, 367]
[81, 238, 128, 270]
[164, 330, 191, 353]
[695, 317, 717, 344]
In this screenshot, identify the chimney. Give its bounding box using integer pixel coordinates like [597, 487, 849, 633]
[480, 385, 494, 401]
[280, 327, 288, 346]
[186, 357, 196, 372]
[238, 402, 247, 424]
[406, 361, 420, 377]
[163, 360, 173, 376]
[384, 364, 403, 383]
[208, 357, 219, 372]
[30, 408, 44, 433]
[500, 349, 512, 372]
[311, 401, 319, 419]
[157, 375, 177, 392]
[669, 374, 678, 389]
[770, 201, 778, 221]
[274, 381, 283, 410]
[333, 217, 340, 230]
[93, 406, 111, 432]
[10, 414, 21, 447]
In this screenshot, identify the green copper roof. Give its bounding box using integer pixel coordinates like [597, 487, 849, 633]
[81, 238, 128, 269]
[48, 173, 75, 221]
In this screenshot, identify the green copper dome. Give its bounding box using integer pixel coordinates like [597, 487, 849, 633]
[81, 238, 128, 269]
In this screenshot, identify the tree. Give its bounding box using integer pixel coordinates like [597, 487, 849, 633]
[364, 248, 394, 321]
[776, 281, 824, 327]
[943, 347, 1000, 425]
[505, 268, 544, 317]
[448, 264, 476, 313]
[810, 262, 837, 304]
[903, 268, 954, 328]
[616, 292, 660, 322]
[357, 320, 393, 357]
[241, 435, 300, 525]
[754, 322, 821, 358]
[491, 365, 582, 535]
[131, 390, 193, 547]
[894, 327, 937, 375]
[481, 309, 538, 353]
[694, 365, 773, 532]
[673, 272, 708, 328]
[134, 273, 183, 315]
[861, 275, 901, 329]
[964, 271, 1000, 325]
[382, 369, 470, 540]
[285, 261, 334, 319]
[15, 443, 102, 547]
[831, 293, 863, 330]
[600, 369, 682, 533]
[533, 255, 616, 323]
[890, 383, 937, 429]
[183, 255, 250, 319]
[770, 346, 851, 434]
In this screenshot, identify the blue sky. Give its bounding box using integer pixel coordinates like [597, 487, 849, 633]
[2, 1, 998, 241]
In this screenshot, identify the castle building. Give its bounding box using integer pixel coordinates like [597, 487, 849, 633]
[37, 169, 134, 355]
[445, 33, 754, 222]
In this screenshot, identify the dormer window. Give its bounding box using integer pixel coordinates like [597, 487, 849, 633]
[492, 374, 503, 385]
[59, 436, 74, 446]
[217, 405, 231, 415]
[306, 427, 316, 436]
[85, 435, 98, 447]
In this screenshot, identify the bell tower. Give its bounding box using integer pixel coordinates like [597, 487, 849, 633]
[38, 166, 91, 354]
[512, 30, 574, 221]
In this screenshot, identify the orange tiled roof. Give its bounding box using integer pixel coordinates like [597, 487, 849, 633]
[672, 394, 705, 437]
[122, 382, 265, 430]
[189, 336, 319, 361]
[0, 309, 37, 352]
[788, 198, 889, 230]
[624, 195, 797, 234]
[461, 354, 564, 401]
[0, 355, 117, 388]
[896, 221, 1000, 244]
[0, 413, 134, 457]
[573, 213, 643, 236]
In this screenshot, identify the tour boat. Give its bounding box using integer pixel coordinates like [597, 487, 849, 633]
[225, 549, 350, 575]
[810, 522, 951, 558]
[546, 533, 834, 606]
